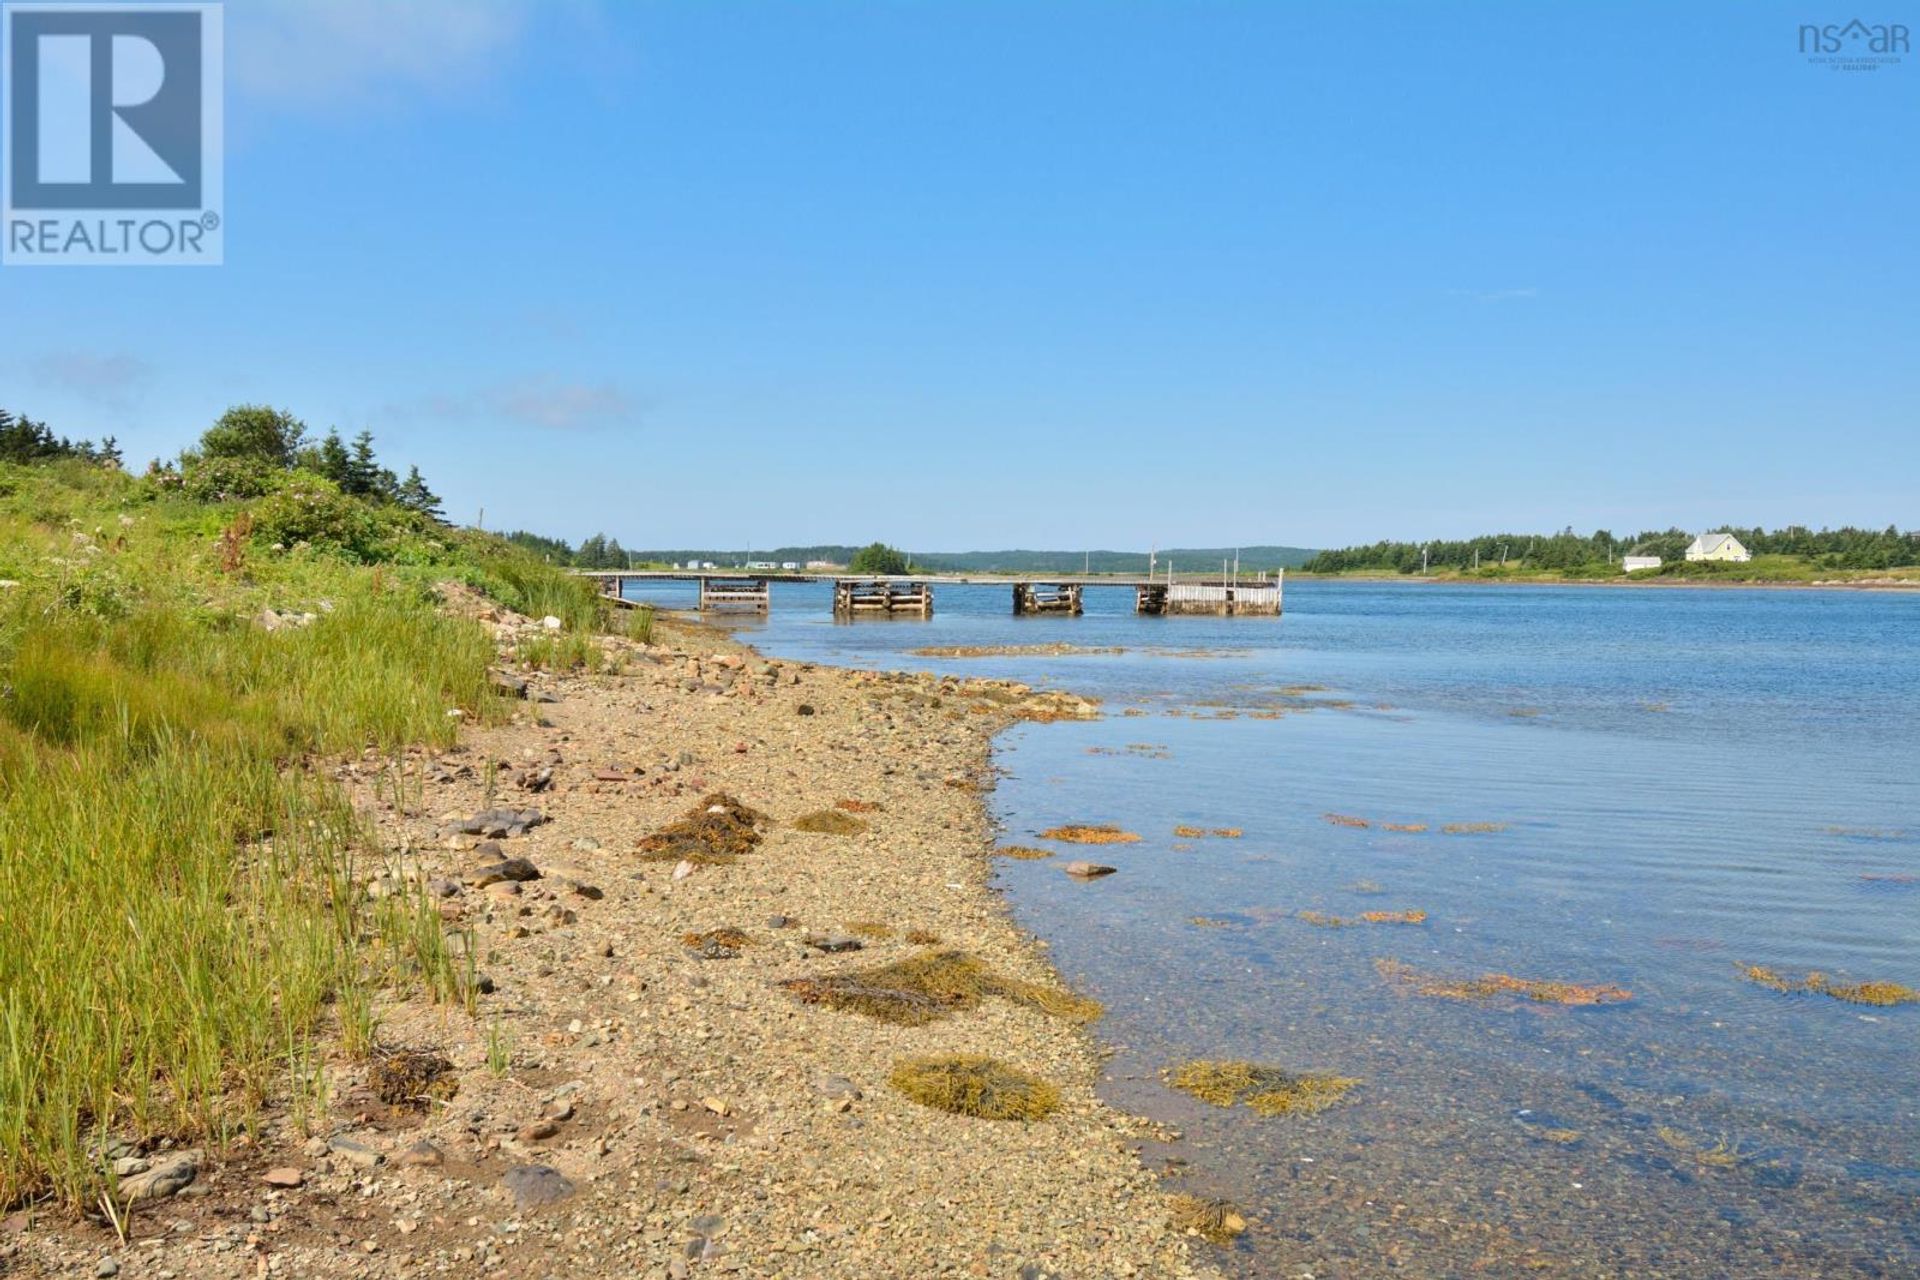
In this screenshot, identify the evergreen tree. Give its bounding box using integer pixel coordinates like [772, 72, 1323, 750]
[396, 465, 445, 522]
[315, 430, 352, 486]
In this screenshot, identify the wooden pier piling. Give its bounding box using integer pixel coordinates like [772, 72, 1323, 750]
[1012, 583, 1083, 615]
[697, 576, 771, 613]
[833, 578, 933, 618]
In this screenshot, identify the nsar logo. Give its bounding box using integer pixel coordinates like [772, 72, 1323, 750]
[3, 2, 223, 266]
[1798, 17, 1910, 71]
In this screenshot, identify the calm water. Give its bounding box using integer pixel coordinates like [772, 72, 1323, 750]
[630, 579, 1920, 1277]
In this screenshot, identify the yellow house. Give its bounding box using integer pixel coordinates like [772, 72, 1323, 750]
[1685, 532, 1751, 562]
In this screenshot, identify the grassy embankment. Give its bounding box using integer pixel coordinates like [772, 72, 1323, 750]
[0, 456, 630, 1213]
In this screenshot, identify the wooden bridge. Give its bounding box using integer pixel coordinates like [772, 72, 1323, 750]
[576, 570, 1283, 619]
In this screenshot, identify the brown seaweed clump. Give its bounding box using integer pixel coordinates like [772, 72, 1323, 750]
[636, 793, 768, 865]
[1322, 813, 1370, 828]
[1738, 964, 1918, 1006]
[993, 844, 1054, 860]
[369, 1047, 457, 1110]
[1657, 1126, 1755, 1168]
[844, 920, 895, 940]
[1375, 957, 1631, 1006]
[1298, 908, 1427, 927]
[1441, 821, 1509, 835]
[1165, 1060, 1359, 1117]
[1039, 824, 1142, 845]
[888, 1055, 1060, 1121]
[682, 927, 751, 958]
[834, 798, 883, 814]
[780, 949, 1102, 1026]
[1174, 825, 1244, 839]
[903, 928, 942, 945]
[1168, 1194, 1249, 1244]
[1381, 822, 1430, 833]
[793, 809, 870, 835]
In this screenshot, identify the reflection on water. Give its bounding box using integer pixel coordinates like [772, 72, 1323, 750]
[634, 579, 1920, 1276]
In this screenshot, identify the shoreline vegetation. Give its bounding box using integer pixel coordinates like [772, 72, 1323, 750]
[1, 414, 1213, 1276]
[1301, 525, 1920, 588]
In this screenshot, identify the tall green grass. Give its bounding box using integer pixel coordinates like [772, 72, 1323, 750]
[0, 578, 502, 1209]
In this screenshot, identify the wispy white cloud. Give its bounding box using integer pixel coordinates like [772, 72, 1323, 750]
[391, 377, 641, 431]
[25, 351, 154, 409]
[229, 0, 540, 109]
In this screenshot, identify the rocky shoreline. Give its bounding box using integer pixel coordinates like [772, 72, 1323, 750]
[8, 607, 1220, 1279]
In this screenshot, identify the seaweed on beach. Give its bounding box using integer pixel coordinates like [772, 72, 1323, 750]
[835, 798, 884, 813]
[369, 1047, 457, 1110]
[779, 949, 1101, 1025]
[636, 793, 768, 865]
[1737, 964, 1918, 1006]
[682, 927, 751, 958]
[793, 808, 869, 835]
[1359, 909, 1428, 925]
[1298, 909, 1428, 927]
[888, 1055, 1060, 1121]
[1168, 1193, 1249, 1244]
[993, 844, 1054, 860]
[1376, 957, 1631, 1006]
[1657, 1126, 1758, 1169]
[904, 928, 942, 945]
[1040, 824, 1142, 845]
[845, 920, 894, 940]
[1165, 1060, 1358, 1117]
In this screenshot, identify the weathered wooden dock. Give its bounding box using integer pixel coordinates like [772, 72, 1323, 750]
[582, 569, 1282, 619]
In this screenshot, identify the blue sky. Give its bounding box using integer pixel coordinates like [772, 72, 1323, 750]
[4, 1, 1915, 549]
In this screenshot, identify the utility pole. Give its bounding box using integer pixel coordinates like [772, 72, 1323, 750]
[476, 506, 484, 531]
[1422, 545, 1429, 574]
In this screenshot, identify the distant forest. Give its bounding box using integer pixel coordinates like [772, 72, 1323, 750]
[503, 540, 1316, 573]
[1305, 526, 1920, 574]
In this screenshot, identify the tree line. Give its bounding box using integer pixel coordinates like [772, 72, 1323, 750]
[1305, 525, 1920, 574]
[502, 530, 635, 569]
[0, 409, 122, 468]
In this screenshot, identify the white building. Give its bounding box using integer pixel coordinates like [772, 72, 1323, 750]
[1622, 555, 1662, 572]
[1685, 533, 1751, 563]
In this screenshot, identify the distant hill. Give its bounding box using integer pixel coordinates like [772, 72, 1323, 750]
[621, 545, 1316, 572]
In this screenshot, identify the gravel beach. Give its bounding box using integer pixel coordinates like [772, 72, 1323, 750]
[7, 608, 1221, 1280]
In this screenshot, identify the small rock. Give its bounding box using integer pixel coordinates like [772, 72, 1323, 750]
[467, 858, 542, 887]
[803, 934, 863, 954]
[765, 914, 791, 929]
[261, 1167, 303, 1188]
[427, 877, 462, 899]
[812, 1074, 862, 1100]
[327, 1136, 383, 1169]
[119, 1151, 199, 1202]
[672, 860, 695, 881]
[516, 1119, 560, 1143]
[1062, 861, 1117, 879]
[94, 1259, 120, 1278]
[502, 1164, 576, 1210]
[701, 1096, 731, 1117]
[395, 1140, 444, 1169]
[571, 837, 602, 852]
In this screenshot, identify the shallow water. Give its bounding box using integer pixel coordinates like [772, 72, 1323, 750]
[629, 579, 1920, 1277]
